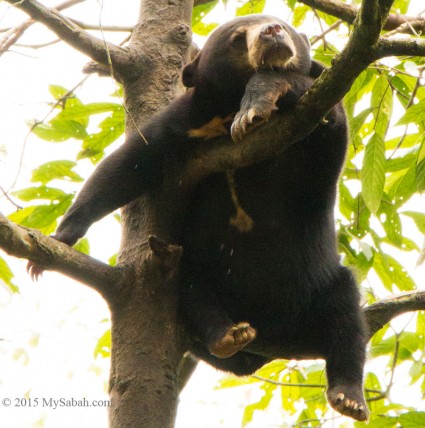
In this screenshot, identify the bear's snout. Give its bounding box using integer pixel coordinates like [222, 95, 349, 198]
[260, 23, 284, 38]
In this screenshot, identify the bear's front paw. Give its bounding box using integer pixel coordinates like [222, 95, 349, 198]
[231, 102, 277, 143]
[208, 322, 256, 358]
[327, 384, 369, 422]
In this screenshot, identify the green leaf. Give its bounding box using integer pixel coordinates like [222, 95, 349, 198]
[339, 227, 374, 277]
[0, 256, 19, 293]
[348, 108, 373, 143]
[373, 251, 416, 292]
[312, 43, 339, 68]
[56, 102, 123, 121]
[32, 120, 87, 142]
[280, 370, 304, 412]
[255, 359, 287, 378]
[378, 197, 402, 248]
[399, 412, 425, 428]
[48, 84, 69, 100]
[73, 238, 90, 255]
[287, 0, 297, 10]
[344, 69, 376, 116]
[416, 157, 425, 192]
[370, 335, 396, 357]
[192, 0, 218, 26]
[31, 161, 83, 185]
[401, 211, 425, 234]
[392, 0, 409, 14]
[78, 110, 125, 161]
[192, 1, 219, 35]
[236, 0, 266, 15]
[242, 381, 276, 426]
[347, 195, 371, 239]
[93, 329, 111, 358]
[392, 74, 417, 108]
[216, 375, 261, 390]
[399, 332, 420, 360]
[301, 368, 327, 404]
[397, 99, 425, 128]
[12, 186, 68, 202]
[386, 153, 417, 173]
[108, 254, 117, 267]
[354, 416, 397, 428]
[409, 360, 423, 384]
[385, 133, 422, 150]
[371, 74, 393, 139]
[338, 181, 355, 220]
[292, 5, 309, 27]
[364, 371, 382, 392]
[388, 164, 417, 208]
[8, 196, 73, 234]
[361, 133, 386, 214]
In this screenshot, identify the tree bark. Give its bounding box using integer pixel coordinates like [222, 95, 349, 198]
[3, 0, 425, 426]
[108, 1, 193, 427]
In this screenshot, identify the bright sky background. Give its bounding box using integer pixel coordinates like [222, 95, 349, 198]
[0, 1, 425, 427]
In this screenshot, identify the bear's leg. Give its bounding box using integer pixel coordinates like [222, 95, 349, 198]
[190, 343, 268, 375]
[317, 267, 369, 421]
[181, 282, 256, 358]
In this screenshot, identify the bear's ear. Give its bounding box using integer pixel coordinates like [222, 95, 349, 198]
[310, 60, 326, 79]
[182, 55, 200, 88]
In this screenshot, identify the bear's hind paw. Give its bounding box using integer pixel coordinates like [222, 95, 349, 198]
[208, 322, 256, 358]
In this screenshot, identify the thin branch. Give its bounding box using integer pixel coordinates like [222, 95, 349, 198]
[0, 213, 125, 303]
[0, 18, 34, 55]
[252, 375, 326, 388]
[0, 0, 86, 55]
[252, 375, 385, 398]
[311, 19, 343, 46]
[3, 0, 132, 71]
[7, 75, 90, 192]
[16, 39, 61, 49]
[69, 19, 133, 33]
[0, 187, 22, 210]
[364, 292, 425, 338]
[386, 18, 425, 37]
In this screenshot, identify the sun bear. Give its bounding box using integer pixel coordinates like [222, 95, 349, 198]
[28, 15, 369, 421]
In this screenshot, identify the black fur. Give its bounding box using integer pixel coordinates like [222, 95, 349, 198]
[44, 15, 368, 420]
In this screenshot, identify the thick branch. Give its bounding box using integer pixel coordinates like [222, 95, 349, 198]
[298, 0, 358, 24]
[298, 0, 421, 33]
[376, 37, 425, 59]
[365, 292, 425, 339]
[4, 0, 131, 70]
[0, 213, 125, 303]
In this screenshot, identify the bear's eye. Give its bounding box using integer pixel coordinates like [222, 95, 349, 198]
[231, 31, 246, 45]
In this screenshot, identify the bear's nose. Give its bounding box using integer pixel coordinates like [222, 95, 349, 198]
[261, 24, 284, 37]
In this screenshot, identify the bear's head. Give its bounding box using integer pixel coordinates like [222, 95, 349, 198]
[183, 15, 312, 95]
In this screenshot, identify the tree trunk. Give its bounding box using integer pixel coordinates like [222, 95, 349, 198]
[108, 1, 193, 426]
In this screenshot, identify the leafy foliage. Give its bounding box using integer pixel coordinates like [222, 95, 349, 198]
[2, 0, 425, 426]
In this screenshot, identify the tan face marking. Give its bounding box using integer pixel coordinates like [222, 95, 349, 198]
[188, 115, 234, 140]
[242, 22, 296, 69]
